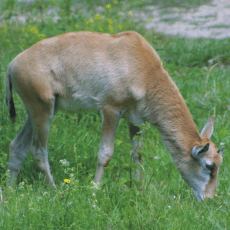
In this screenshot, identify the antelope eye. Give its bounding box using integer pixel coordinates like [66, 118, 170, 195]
[205, 162, 215, 171]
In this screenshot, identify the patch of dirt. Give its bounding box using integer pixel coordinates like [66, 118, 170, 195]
[134, 0, 230, 39]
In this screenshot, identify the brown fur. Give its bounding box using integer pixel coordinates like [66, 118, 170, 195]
[6, 31, 222, 200]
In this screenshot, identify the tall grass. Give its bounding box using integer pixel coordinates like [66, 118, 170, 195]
[0, 1, 229, 229]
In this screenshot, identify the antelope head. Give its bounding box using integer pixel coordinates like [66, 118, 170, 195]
[179, 118, 223, 201]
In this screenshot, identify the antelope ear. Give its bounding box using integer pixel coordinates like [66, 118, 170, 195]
[200, 117, 214, 139]
[192, 143, 210, 159]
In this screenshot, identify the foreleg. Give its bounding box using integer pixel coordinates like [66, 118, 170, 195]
[94, 106, 120, 185]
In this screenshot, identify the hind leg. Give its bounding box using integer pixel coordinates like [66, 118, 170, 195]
[30, 99, 56, 187]
[8, 117, 33, 186]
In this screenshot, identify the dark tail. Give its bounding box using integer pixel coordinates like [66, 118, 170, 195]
[6, 69, 16, 122]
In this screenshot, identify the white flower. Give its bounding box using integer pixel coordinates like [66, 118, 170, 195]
[92, 204, 97, 209]
[59, 159, 70, 167]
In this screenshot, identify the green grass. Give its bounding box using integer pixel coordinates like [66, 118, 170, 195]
[123, 0, 211, 8]
[0, 1, 230, 229]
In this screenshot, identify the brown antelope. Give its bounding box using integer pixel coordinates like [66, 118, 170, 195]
[6, 31, 223, 200]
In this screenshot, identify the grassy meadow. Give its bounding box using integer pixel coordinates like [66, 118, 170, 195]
[0, 0, 230, 229]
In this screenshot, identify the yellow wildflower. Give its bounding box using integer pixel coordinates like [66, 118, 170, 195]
[28, 25, 39, 34]
[64, 178, 71, 184]
[25, 25, 45, 39]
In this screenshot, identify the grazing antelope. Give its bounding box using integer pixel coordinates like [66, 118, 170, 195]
[6, 31, 223, 200]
